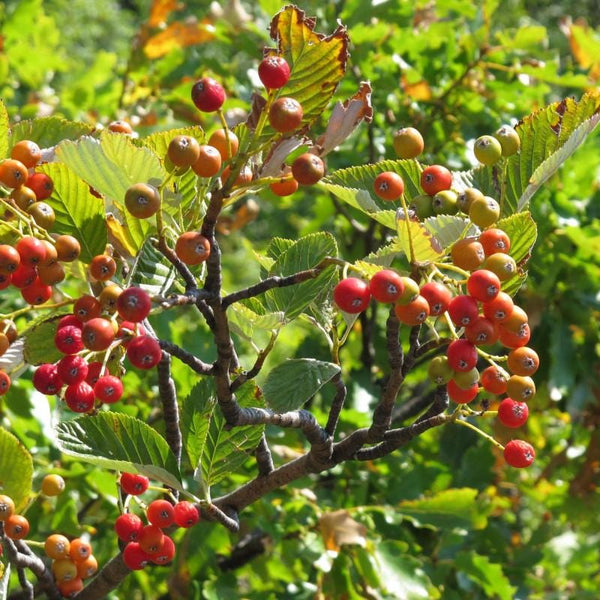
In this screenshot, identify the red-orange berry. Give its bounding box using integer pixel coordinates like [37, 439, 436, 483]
[507, 347, 539, 377]
[373, 171, 405, 201]
[420, 164, 452, 196]
[175, 232, 211, 265]
[11, 140, 42, 168]
[291, 153, 325, 186]
[480, 365, 508, 395]
[394, 295, 430, 326]
[504, 439, 535, 468]
[4, 514, 29, 540]
[369, 270, 404, 303]
[446, 339, 478, 372]
[419, 281, 452, 316]
[333, 278, 371, 313]
[498, 398, 529, 428]
[120, 472, 149, 496]
[147, 499, 175, 528]
[115, 513, 144, 542]
[192, 145, 222, 177]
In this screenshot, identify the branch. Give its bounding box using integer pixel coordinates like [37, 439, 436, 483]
[324, 373, 347, 436]
[230, 333, 277, 392]
[155, 237, 197, 292]
[157, 351, 182, 469]
[201, 503, 240, 533]
[72, 553, 130, 600]
[157, 339, 214, 375]
[255, 434, 274, 476]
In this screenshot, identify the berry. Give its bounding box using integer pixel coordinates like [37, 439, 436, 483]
[147, 499, 175, 528]
[392, 127, 424, 159]
[373, 171, 405, 201]
[21, 279, 52, 305]
[503, 439, 535, 468]
[208, 129, 238, 161]
[494, 125, 520, 157]
[409, 194, 434, 219]
[480, 365, 508, 395]
[464, 316, 498, 346]
[45, 534, 71, 560]
[498, 398, 529, 428]
[151, 535, 176, 565]
[117, 287, 152, 323]
[482, 291, 514, 322]
[291, 153, 325, 186]
[99, 284, 122, 313]
[0, 371, 10, 396]
[452, 367, 480, 390]
[17, 236, 46, 266]
[76, 554, 98, 579]
[369, 270, 404, 303]
[0, 495, 15, 521]
[108, 120, 133, 134]
[58, 315, 83, 330]
[0, 244, 21, 275]
[258, 56, 291, 89]
[473, 135, 502, 165]
[447, 295, 478, 327]
[0, 159, 28, 188]
[69, 537, 93, 563]
[446, 339, 478, 372]
[41, 474, 66, 496]
[120, 472, 149, 496]
[52, 559, 78, 584]
[73, 295, 102, 323]
[115, 513, 144, 542]
[38, 262, 65, 286]
[484, 253, 518, 281]
[4, 514, 29, 539]
[333, 278, 371, 313]
[54, 325, 84, 355]
[94, 375, 124, 404]
[89, 254, 117, 281]
[85, 362, 108, 386]
[469, 196, 500, 228]
[64, 382, 96, 413]
[11, 264, 37, 289]
[58, 577, 84, 597]
[447, 379, 479, 404]
[432, 190, 458, 215]
[395, 277, 420, 305]
[167, 135, 201, 168]
[220, 164, 253, 188]
[506, 375, 536, 402]
[270, 176, 299, 197]
[498, 323, 530, 349]
[123, 542, 151, 570]
[427, 356, 454, 385]
[192, 145, 222, 177]
[466, 269, 501, 302]
[451, 238, 485, 271]
[57, 355, 89, 385]
[173, 501, 200, 528]
[175, 232, 211, 265]
[420, 165, 452, 196]
[82, 317, 116, 351]
[55, 235, 81, 262]
[394, 295, 430, 326]
[419, 281, 452, 316]
[507, 347, 539, 377]
[33, 363, 63, 395]
[479, 228, 510, 256]
[191, 77, 226, 112]
[457, 187, 484, 214]
[28, 201, 56, 230]
[268, 97, 303, 133]
[138, 524, 164, 555]
[11, 185, 37, 211]
[11, 140, 42, 168]
[0, 333, 8, 357]
[125, 183, 160, 219]
[26, 172, 54, 200]
[500, 305, 528, 333]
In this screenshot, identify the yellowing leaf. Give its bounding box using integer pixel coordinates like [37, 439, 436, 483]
[319, 510, 367, 552]
[562, 21, 600, 81]
[396, 213, 443, 265]
[147, 0, 181, 28]
[143, 20, 215, 59]
[106, 214, 139, 258]
[402, 75, 433, 101]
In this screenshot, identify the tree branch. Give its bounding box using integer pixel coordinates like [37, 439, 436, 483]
[255, 434, 274, 476]
[157, 351, 182, 469]
[325, 373, 347, 436]
[157, 339, 214, 375]
[72, 553, 130, 600]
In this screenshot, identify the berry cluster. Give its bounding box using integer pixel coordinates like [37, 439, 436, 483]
[473, 124, 520, 166]
[333, 222, 537, 468]
[33, 286, 158, 413]
[115, 473, 199, 571]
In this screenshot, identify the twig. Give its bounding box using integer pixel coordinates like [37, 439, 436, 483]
[255, 434, 274, 476]
[157, 351, 182, 469]
[157, 339, 214, 375]
[230, 333, 277, 392]
[202, 503, 240, 533]
[155, 237, 197, 292]
[324, 373, 347, 436]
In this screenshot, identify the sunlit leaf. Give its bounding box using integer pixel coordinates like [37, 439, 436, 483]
[319, 509, 367, 551]
[0, 427, 33, 512]
[143, 20, 215, 59]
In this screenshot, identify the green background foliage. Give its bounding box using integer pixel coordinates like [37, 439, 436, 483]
[0, 0, 599, 598]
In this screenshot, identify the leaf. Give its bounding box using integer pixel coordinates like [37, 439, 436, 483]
[319, 509, 367, 551]
[0, 562, 10, 600]
[55, 413, 183, 491]
[128, 238, 177, 296]
[455, 552, 516, 600]
[201, 382, 265, 487]
[0, 427, 33, 512]
[143, 20, 215, 59]
[9, 116, 94, 149]
[265, 232, 338, 320]
[228, 303, 285, 341]
[181, 380, 214, 470]
[0, 100, 8, 159]
[396, 214, 444, 265]
[23, 316, 64, 366]
[37, 163, 107, 263]
[423, 214, 478, 253]
[397, 488, 489, 530]
[262, 359, 340, 412]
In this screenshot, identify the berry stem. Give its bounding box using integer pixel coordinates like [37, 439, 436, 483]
[432, 261, 470, 279]
[454, 416, 504, 450]
[0, 299, 74, 320]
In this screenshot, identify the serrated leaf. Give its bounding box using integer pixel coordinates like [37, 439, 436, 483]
[23, 316, 63, 366]
[128, 238, 177, 296]
[137, 126, 205, 158]
[0, 338, 25, 376]
[201, 382, 265, 487]
[0, 427, 33, 512]
[455, 552, 516, 600]
[55, 413, 183, 491]
[181, 380, 214, 469]
[396, 214, 443, 265]
[9, 116, 94, 148]
[265, 232, 338, 320]
[0, 100, 8, 158]
[423, 214, 478, 253]
[263, 358, 340, 412]
[228, 303, 285, 341]
[37, 163, 107, 263]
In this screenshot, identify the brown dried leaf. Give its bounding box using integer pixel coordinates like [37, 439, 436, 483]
[319, 509, 367, 552]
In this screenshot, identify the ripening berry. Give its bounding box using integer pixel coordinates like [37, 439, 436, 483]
[89, 254, 117, 281]
[494, 125, 521, 157]
[37, 261, 65, 286]
[500, 306, 528, 333]
[447, 295, 478, 327]
[482, 291, 514, 323]
[26, 172, 54, 200]
[447, 379, 479, 404]
[11, 264, 36, 289]
[432, 190, 458, 215]
[268, 97, 303, 133]
[480, 365, 508, 395]
[117, 287, 152, 323]
[0, 159, 28, 188]
[11, 185, 37, 211]
[16, 236, 46, 267]
[58, 577, 84, 597]
[147, 499, 175, 528]
[41, 473, 66, 496]
[76, 554, 98, 579]
[451, 238, 485, 271]
[69, 538, 92, 563]
[45, 534, 71, 560]
[291, 153, 325, 186]
[11, 140, 42, 168]
[124, 183, 160, 219]
[99, 284, 122, 313]
[270, 176, 299, 197]
[506, 375, 536, 402]
[28, 201, 56, 230]
[33, 363, 63, 395]
[507, 346, 539, 377]
[464, 316, 498, 346]
[55, 235, 81, 262]
[0, 495, 15, 521]
[446, 339, 478, 372]
[427, 356, 454, 385]
[21, 278, 52, 305]
[151, 535, 176, 565]
[138, 524, 164, 555]
[120, 472, 149, 496]
[51, 559, 78, 584]
[498, 398, 529, 428]
[409, 194, 434, 219]
[4, 514, 29, 540]
[333, 278, 371, 314]
[191, 77, 226, 112]
[484, 252, 517, 281]
[373, 171, 405, 201]
[0, 244, 21, 275]
[467, 269, 501, 302]
[208, 129, 238, 161]
[108, 120, 134, 135]
[469, 196, 501, 229]
[369, 270, 404, 303]
[419, 281, 452, 316]
[82, 317, 116, 351]
[73, 295, 102, 323]
[395, 277, 420, 305]
[498, 322, 531, 349]
[479, 228, 510, 256]
[473, 135, 502, 166]
[457, 187, 485, 214]
[420, 165, 452, 196]
[85, 362, 108, 387]
[0, 371, 10, 396]
[115, 513, 144, 542]
[122, 542, 151, 570]
[175, 232, 211, 265]
[127, 335, 162, 369]
[452, 367, 480, 390]
[167, 135, 201, 168]
[392, 127, 424, 159]
[394, 295, 430, 326]
[258, 56, 291, 89]
[173, 501, 200, 528]
[192, 145, 222, 178]
[503, 439, 535, 468]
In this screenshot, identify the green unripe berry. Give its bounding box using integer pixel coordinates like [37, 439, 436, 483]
[409, 194, 434, 220]
[474, 135, 503, 166]
[453, 367, 480, 390]
[494, 125, 520, 156]
[432, 190, 458, 215]
[457, 187, 484, 214]
[396, 277, 420, 305]
[428, 356, 454, 385]
[469, 196, 500, 228]
[484, 252, 518, 281]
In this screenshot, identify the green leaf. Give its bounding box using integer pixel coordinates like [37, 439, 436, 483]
[128, 238, 177, 296]
[0, 427, 33, 512]
[181, 380, 213, 470]
[396, 214, 444, 265]
[9, 116, 94, 149]
[423, 214, 478, 253]
[23, 315, 64, 366]
[397, 487, 489, 530]
[455, 552, 516, 600]
[0, 100, 9, 158]
[262, 358, 340, 412]
[265, 232, 338, 320]
[137, 125, 205, 158]
[38, 163, 107, 263]
[55, 413, 183, 491]
[228, 303, 285, 341]
[201, 382, 265, 487]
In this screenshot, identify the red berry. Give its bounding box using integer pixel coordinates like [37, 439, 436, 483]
[57, 355, 89, 385]
[73, 295, 102, 323]
[291, 153, 325, 186]
[138, 525, 164, 555]
[58, 314, 83, 330]
[123, 542, 151, 570]
[94, 375, 123, 404]
[446, 339, 478, 372]
[64, 381, 96, 413]
[482, 292, 514, 323]
[467, 269, 501, 302]
[394, 295, 430, 326]
[33, 363, 63, 395]
[115, 513, 144, 543]
[498, 323, 531, 349]
[54, 325, 84, 355]
[117, 287, 151, 323]
[498, 398, 529, 428]
[127, 335, 162, 369]
[85, 361, 107, 386]
[464, 316, 498, 346]
[479, 228, 511, 256]
[173, 501, 200, 528]
[4, 514, 29, 540]
[89, 254, 117, 281]
[0, 371, 11, 396]
[447, 295, 478, 327]
[420, 165, 452, 196]
[480, 365, 508, 395]
[10, 264, 37, 288]
[268, 97, 303, 133]
[447, 379, 479, 404]
[26, 173, 54, 200]
[191, 77, 225, 112]
[373, 171, 405, 201]
[147, 499, 175, 528]
[82, 317, 116, 351]
[21, 278, 52, 305]
[369, 270, 404, 303]
[0, 244, 21, 275]
[151, 535, 176, 565]
[333, 278, 371, 313]
[419, 281, 452, 316]
[258, 56, 291, 89]
[120, 472, 149, 496]
[503, 439, 535, 468]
